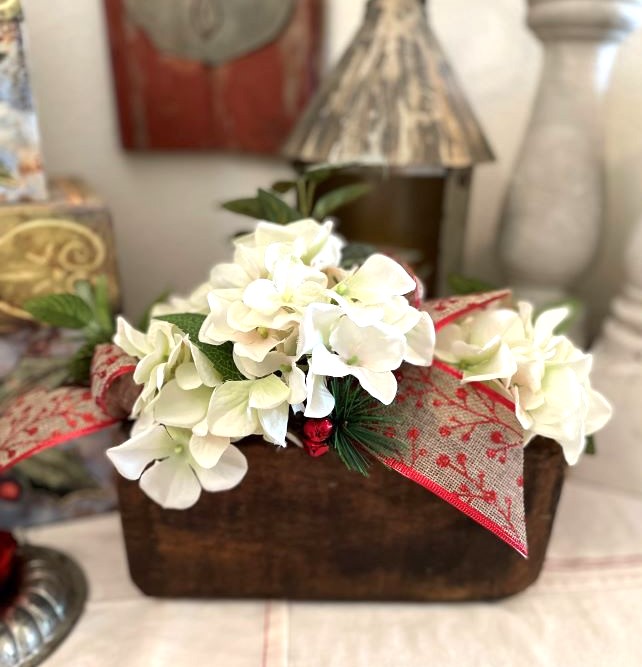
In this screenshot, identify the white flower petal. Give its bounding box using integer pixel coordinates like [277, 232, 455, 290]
[352, 367, 398, 405]
[288, 365, 308, 405]
[243, 279, 282, 315]
[175, 362, 202, 390]
[193, 444, 248, 492]
[106, 425, 174, 480]
[114, 316, 152, 358]
[189, 344, 222, 388]
[404, 311, 435, 366]
[340, 254, 415, 303]
[189, 433, 230, 468]
[258, 402, 290, 445]
[139, 458, 202, 509]
[248, 374, 290, 410]
[329, 317, 405, 372]
[208, 381, 258, 437]
[154, 380, 212, 428]
[461, 344, 517, 383]
[304, 371, 335, 418]
[309, 344, 351, 379]
[585, 388, 613, 436]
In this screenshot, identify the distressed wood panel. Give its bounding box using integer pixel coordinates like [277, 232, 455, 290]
[104, 0, 323, 153]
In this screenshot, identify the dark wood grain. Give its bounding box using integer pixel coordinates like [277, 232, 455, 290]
[117, 436, 565, 601]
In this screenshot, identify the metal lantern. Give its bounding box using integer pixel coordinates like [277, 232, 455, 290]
[284, 0, 493, 295]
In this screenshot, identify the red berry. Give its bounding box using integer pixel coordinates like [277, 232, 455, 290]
[303, 440, 330, 458]
[303, 418, 334, 443]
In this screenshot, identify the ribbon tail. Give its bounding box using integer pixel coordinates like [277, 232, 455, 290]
[377, 362, 528, 557]
[0, 343, 137, 473]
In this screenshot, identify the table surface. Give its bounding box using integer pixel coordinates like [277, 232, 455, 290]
[23, 475, 642, 667]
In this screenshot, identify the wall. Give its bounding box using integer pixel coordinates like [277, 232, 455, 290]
[20, 0, 642, 332]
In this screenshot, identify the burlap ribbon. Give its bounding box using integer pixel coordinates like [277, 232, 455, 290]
[0, 291, 529, 554]
[0, 344, 137, 472]
[378, 290, 528, 556]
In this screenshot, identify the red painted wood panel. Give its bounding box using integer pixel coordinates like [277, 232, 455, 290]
[103, 0, 323, 153]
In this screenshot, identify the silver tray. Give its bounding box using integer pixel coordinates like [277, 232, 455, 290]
[0, 545, 87, 666]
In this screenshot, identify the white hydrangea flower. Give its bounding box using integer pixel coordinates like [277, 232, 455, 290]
[150, 281, 213, 317]
[434, 301, 612, 464]
[235, 219, 343, 269]
[298, 302, 434, 415]
[107, 424, 247, 509]
[435, 306, 525, 383]
[114, 317, 221, 417]
[207, 374, 294, 446]
[511, 335, 612, 464]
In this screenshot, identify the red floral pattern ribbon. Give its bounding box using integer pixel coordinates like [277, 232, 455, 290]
[375, 290, 529, 556]
[0, 344, 136, 473]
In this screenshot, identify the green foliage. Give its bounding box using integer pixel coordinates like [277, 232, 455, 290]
[312, 183, 372, 219]
[23, 277, 116, 384]
[155, 313, 244, 382]
[257, 188, 301, 223]
[24, 293, 94, 329]
[585, 435, 596, 456]
[448, 274, 497, 296]
[221, 196, 265, 219]
[221, 163, 370, 223]
[328, 377, 400, 475]
[339, 242, 379, 269]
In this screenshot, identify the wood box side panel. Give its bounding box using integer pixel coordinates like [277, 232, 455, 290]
[117, 437, 565, 602]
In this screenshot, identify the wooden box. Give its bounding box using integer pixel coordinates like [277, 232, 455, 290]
[117, 436, 565, 602]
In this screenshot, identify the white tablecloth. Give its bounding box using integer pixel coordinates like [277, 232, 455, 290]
[24, 477, 642, 667]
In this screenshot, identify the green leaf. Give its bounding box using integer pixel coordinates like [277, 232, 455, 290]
[448, 274, 497, 296]
[312, 183, 372, 219]
[303, 162, 352, 185]
[585, 435, 596, 456]
[24, 294, 94, 329]
[221, 197, 264, 219]
[340, 242, 378, 269]
[257, 189, 301, 224]
[271, 180, 296, 194]
[155, 313, 244, 381]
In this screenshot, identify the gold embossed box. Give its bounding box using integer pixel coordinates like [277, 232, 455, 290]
[0, 178, 120, 332]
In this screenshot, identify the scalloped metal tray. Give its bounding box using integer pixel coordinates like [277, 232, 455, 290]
[0, 545, 87, 666]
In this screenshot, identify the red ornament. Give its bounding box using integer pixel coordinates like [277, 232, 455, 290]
[303, 418, 334, 443]
[303, 440, 330, 458]
[0, 531, 17, 590]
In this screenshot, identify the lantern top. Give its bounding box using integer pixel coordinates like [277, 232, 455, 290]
[283, 0, 493, 171]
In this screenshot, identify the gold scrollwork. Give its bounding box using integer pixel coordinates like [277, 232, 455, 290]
[0, 218, 107, 322]
[0, 0, 21, 21]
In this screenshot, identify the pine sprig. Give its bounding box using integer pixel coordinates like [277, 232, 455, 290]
[328, 377, 401, 475]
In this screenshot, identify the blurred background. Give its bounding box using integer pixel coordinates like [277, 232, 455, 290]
[16, 0, 642, 334]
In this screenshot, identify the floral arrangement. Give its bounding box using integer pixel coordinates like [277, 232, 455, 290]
[101, 214, 608, 513]
[108, 219, 435, 508]
[0, 174, 611, 555]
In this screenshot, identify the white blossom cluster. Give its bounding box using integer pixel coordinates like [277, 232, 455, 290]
[108, 219, 436, 509]
[434, 302, 612, 465]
